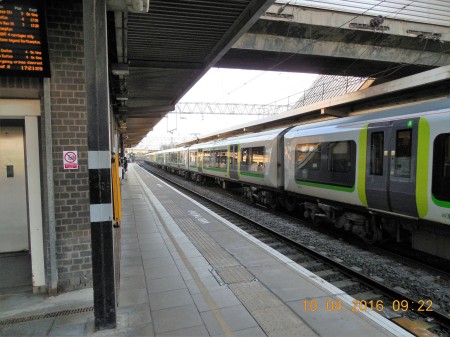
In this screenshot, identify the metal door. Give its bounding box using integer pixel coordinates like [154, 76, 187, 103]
[229, 144, 238, 180]
[0, 120, 29, 253]
[366, 119, 419, 217]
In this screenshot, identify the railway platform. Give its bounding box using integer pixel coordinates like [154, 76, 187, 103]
[0, 163, 413, 337]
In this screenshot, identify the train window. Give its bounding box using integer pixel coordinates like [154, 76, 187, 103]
[432, 134, 450, 202]
[295, 143, 321, 171]
[328, 141, 351, 172]
[203, 149, 227, 169]
[395, 129, 412, 178]
[240, 147, 266, 173]
[370, 132, 384, 175]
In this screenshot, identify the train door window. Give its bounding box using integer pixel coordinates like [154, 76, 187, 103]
[190, 151, 197, 166]
[197, 150, 202, 165]
[230, 146, 237, 167]
[295, 143, 321, 172]
[211, 150, 218, 167]
[432, 133, 450, 202]
[203, 150, 211, 167]
[180, 152, 186, 165]
[395, 130, 412, 178]
[241, 148, 249, 171]
[328, 141, 351, 172]
[370, 132, 384, 175]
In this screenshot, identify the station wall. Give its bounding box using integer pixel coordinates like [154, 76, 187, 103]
[0, 0, 92, 294]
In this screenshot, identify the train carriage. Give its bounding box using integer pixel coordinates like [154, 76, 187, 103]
[284, 99, 450, 256]
[187, 128, 288, 192]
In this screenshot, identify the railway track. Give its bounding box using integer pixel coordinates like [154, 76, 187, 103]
[139, 163, 450, 337]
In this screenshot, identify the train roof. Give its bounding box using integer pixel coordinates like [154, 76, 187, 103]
[189, 127, 287, 150]
[285, 97, 450, 138]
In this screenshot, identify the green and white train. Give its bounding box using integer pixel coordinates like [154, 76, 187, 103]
[143, 98, 450, 259]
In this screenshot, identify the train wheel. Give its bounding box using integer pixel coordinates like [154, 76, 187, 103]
[361, 217, 380, 244]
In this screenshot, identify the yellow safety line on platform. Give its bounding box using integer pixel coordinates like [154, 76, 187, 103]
[134, 167, 234, 337]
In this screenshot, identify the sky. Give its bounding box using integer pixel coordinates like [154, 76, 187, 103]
[137, 68, 318, 150]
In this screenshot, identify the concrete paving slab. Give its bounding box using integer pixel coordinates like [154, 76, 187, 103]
[248, 264, 328, 302]
[145, 263, 181, 281]
[118, 288, 148, 308]
[48, 322, 87, 336]
[121, 265, 145, 277]
[124, 322, 154, 337]
[151, 304, 203, 334]
[120, 275, 147, 290]
[200, 304, 259, 336]
[0, 317, 55, 337]
[148, 288, 194, 311]
[192, 287, 241, 312]
[146, 275, 187, 294]
[156, 324, 209, 337]
[142, 256, 177, 270]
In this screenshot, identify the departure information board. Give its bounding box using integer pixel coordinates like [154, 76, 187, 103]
[0, 0, 50, 77]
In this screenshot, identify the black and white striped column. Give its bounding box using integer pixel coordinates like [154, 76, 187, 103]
[83, 0, 116, 330]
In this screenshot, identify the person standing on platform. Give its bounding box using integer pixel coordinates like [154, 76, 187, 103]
[122, 157, 128, 180]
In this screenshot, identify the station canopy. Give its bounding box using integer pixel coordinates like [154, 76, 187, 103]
[277, 0, 450, 27]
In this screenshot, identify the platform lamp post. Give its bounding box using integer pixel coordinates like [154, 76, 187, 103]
[83, 0, 117, 330]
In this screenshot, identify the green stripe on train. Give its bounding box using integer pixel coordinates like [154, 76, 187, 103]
[416, 118, 430, 217]
[240, 171, 265, 178]
[357, 126, 368, 207]
[295, 179, 355, 192]
[204, 167, 227, 173]
[432, 195, 450, 209]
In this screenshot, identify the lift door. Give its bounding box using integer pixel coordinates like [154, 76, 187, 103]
[0, 120, 29, 253]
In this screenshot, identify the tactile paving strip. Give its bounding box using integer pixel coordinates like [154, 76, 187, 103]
[230, 282, 317, 337]
[176, 217, 240, 268]
[149, 183, 319, 337]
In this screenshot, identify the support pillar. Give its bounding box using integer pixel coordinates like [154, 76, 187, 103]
[83, 0, 116, 330]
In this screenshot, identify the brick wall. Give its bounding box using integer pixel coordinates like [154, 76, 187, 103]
[46, 0, 92, 292]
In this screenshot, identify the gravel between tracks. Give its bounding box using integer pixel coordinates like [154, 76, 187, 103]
[142, 164, 450, 320]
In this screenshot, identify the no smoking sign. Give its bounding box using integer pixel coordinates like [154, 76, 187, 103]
[63, 151, 78, 170]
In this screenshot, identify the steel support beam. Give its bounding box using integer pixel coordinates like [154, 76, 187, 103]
[83, 0, 116, 330]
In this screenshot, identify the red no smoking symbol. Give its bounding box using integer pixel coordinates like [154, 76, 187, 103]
[64, 151, 77, 163]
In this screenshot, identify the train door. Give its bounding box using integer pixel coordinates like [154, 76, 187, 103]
[365, 122, 390, 211]
[229, 144, 238, 180]
[197, 149, 203, 173]
[366, 119, 419, 217]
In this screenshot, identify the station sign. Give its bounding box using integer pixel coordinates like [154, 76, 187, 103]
[0, 0, 51, 77]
